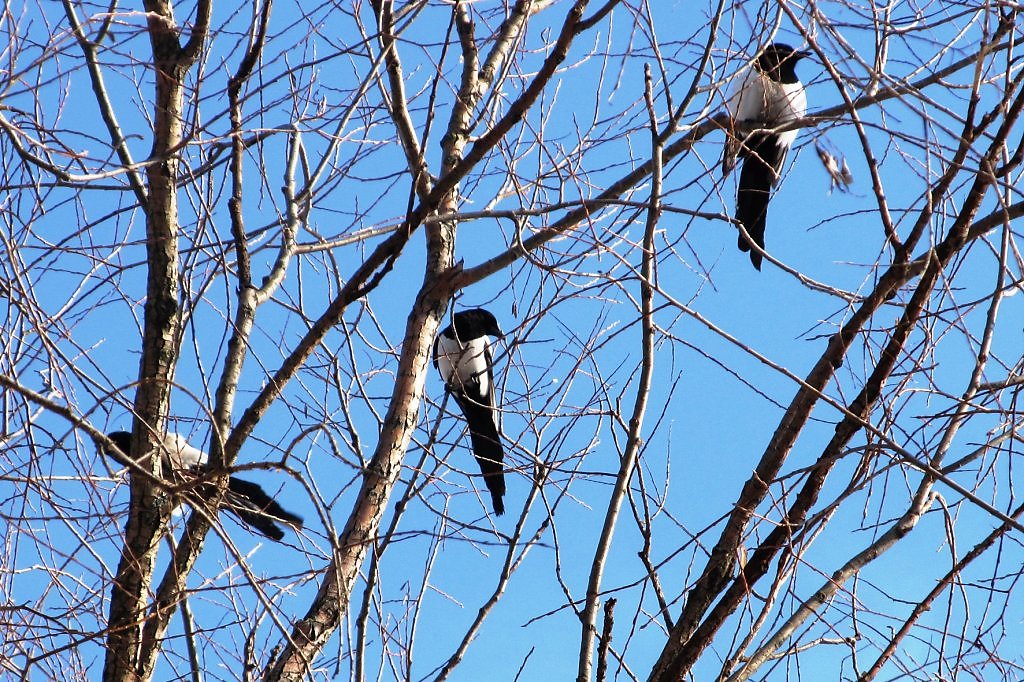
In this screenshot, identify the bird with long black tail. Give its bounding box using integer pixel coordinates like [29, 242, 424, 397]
[433, 308, 507, 516]
[101, 431, 303, 541]
[724, 43, 810, 270]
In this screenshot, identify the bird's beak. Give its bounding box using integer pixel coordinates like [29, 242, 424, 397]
[797, 49, 813, 60]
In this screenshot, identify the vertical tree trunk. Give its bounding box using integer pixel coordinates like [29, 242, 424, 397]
[102, 2, 208, 679]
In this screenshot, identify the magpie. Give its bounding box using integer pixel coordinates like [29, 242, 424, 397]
[724, 43, 809, 270]
[101, 431, 303, 541]
[433, 308, 506, 516]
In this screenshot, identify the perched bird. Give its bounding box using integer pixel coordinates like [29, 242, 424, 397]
[724, 43, 810, 270]
[101, 431, 303, 541]
[433, 308, 506, 515]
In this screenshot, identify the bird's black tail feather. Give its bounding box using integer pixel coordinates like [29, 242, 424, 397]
[736, 133, 784, 270]
[454, 396, 506, 516]
[226, 476, 304, 541]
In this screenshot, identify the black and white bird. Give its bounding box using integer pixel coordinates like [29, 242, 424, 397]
[433, 308, 506, 516]
[102, 431, 303, 541]
[724, 43, 810, 270]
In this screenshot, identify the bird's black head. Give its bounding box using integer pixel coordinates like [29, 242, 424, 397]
[757, 43, 810, 84]
[452, 308, 503, 340]
[101, 431, 133, 460]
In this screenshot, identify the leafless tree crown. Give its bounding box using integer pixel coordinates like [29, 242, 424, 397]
[2, 2, 1022, 681]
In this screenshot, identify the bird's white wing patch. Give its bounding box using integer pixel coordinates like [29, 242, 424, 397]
[462, 338, 492, 396]
[773, 81, 807, 150]
[164, 432, 208, 469]
[729, 71, 806, 129]
[434, 334, 459, 386]
[435, 334, 492, 397]
[727, 69, 769, 123]
[725, 70, 771, 175]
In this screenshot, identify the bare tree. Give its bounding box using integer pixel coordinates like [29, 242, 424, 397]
[2, 1, 1022, 681]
